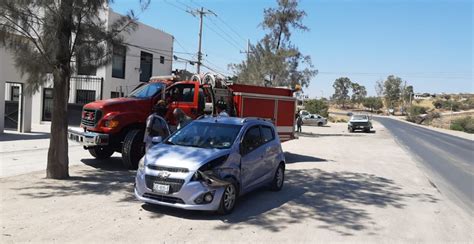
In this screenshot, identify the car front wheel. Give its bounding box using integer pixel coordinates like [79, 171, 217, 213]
[217, 181, 238, 215]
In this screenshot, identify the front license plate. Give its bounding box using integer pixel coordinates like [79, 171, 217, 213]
[153, 183, 170, 194]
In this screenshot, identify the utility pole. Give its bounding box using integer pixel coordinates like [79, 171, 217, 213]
[240, 39, 252, 60]
[186, 7, 216, 74]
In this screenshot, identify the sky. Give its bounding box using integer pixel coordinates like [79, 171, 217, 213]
[111, 0, 473, 98]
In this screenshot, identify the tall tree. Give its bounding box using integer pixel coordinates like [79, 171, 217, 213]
[351, 82, 367, 104]
[375, 80, 384, 97]
[304, 99, 328, 117]
[403, 85, 414, 103]
[231, 0, 316, 88]
[332, 77, 352, 108]
[0, 0, 147, 179]
[362, 97, 383, 112]
[383, 75, 403, 108]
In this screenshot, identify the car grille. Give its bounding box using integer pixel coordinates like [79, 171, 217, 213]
[145, 175, 185, 194]
[143, 193, 185, 204]
[147, 165, 189, 173]
[81, 109, 102, 128]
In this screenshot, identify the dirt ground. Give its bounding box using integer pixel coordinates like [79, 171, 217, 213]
[1, 122, 472, 243]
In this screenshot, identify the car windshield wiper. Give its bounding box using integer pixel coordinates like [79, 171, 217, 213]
[164, 141, 176, 145]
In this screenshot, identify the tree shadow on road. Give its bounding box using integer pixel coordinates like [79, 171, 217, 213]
[9, 164, 138, 203]
[81, 157, 128, 171]
[297, 132, 363, 138]
[141, 168, 438, 235]
[284, 152, 329, 163]
[8, 160, 438, 236]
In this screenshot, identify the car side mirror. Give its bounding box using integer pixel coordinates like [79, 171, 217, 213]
[152, 136, 163, 144]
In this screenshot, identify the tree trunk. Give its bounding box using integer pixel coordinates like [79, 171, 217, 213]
[46, 71, 70, 179]
[46, 0, 73, 179]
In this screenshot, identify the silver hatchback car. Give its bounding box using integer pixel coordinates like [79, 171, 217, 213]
[135, 117, 286, 214]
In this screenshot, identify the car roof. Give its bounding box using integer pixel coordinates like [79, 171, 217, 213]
[194, 116, 274, 127]
[195, 116, 245, 125]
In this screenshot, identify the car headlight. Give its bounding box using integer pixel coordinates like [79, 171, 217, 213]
[138, 157, 145, 171]
[104, 119, 119, 128]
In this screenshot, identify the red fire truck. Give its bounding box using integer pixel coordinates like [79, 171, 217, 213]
[68, 73, 297, 169]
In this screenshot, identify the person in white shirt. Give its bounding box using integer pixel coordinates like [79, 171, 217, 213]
[216, 100, 229, 117]
[144, 100, 171, 151]
[173, 108, 192, 130]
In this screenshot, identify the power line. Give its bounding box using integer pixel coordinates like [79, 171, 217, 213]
[213, 15, 247, 43]
[207, 17, 244, 49]
[163, 0, 188, 12]
[173, 37, 192, 54]
[124, 42, 193, 55]
[317, 71, 471, 79]
[204, 59, 232, 75]
[190, 0, 247, 43]
[185, 7, 217, 73]
[201, 62, 232, 77]
[203, 22, 242, 51]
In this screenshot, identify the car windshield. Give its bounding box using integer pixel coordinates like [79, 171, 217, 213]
[352, 115, 368, 120]
[128, 83, 164, 98]
[166, 122, 242, 149]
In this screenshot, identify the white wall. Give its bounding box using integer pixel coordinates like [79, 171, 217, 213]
[0, 47, 33, 133]
[0, 7, 174, 133]
[102, 10, 174, 98]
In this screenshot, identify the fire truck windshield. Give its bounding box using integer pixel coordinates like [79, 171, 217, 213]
[128, 83, 164, 98]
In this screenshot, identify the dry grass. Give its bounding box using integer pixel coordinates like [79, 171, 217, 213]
[427, 112, 474, 130]
[413, 99, 435, 110]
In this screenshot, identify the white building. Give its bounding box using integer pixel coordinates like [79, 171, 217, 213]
[0, 9, 174, 134]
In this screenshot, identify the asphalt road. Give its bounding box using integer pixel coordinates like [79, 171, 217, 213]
[375, 117, 474, 212]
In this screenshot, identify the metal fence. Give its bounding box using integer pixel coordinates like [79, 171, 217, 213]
[69, 76, 103, 105]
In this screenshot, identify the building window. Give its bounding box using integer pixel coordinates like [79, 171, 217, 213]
[160, 56, 165, 64]
[77, 54, 97, 76]
[111, 91, 124, 98]
[10, 86, 20, 101]
[112, 45, 126, 78]
[140, 51, 153, 82]
[42, 88, 54, 121]
[76, 90, 96, 104]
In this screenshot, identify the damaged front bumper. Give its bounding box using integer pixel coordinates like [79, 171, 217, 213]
[134, 168, 228, 211]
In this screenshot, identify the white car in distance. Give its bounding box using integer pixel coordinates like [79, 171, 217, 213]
[302, 114, 327, 126]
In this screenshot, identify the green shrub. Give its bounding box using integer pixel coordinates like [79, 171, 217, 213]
[450, 123, 464, 132]
[406, 106, 428, 123]
[304, 99, 329, 117]
[450, 116, 474, 133]
[432, 100, 462, 111]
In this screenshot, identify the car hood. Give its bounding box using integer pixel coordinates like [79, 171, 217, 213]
[144, 143, 230, 171]
[83, 97, 151, 113]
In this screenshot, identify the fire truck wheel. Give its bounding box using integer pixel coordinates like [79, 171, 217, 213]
[88, 146, 114, 160]
[122, 129, 145, 170]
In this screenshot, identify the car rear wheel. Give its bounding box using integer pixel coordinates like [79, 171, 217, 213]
[88, 146, 114, 160]
[270, 163, 285, 191]
[122, 129, 145, 170]
[217, 180, 238, 215]
[317, 122, 323, 126]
